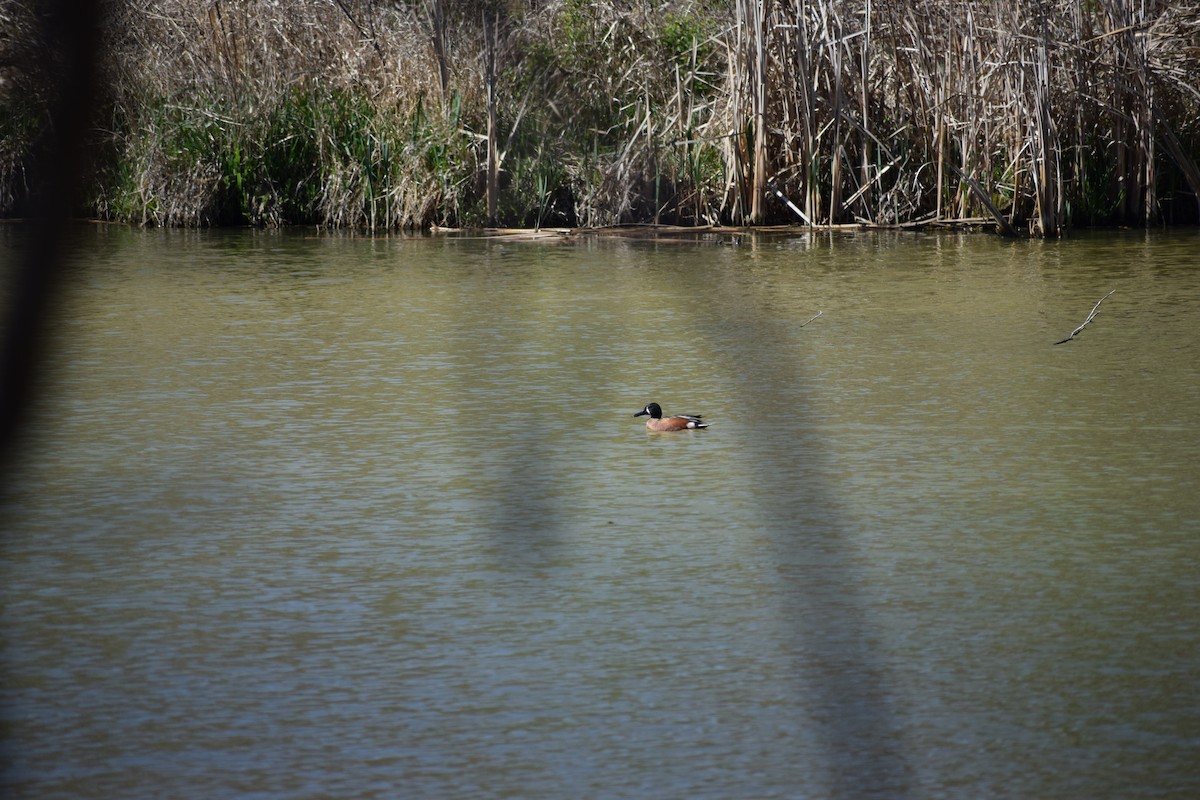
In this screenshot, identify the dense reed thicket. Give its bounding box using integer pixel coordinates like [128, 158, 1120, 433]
[2, 0, 1198, 234]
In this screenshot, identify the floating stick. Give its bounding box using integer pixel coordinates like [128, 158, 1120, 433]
[1055, 290, 1116, 345]
[799, 311, 823, 328]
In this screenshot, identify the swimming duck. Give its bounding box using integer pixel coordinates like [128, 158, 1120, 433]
[634, 402, 708, 431]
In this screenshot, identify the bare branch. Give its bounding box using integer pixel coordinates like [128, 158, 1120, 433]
[1055, 290, 1116, 345]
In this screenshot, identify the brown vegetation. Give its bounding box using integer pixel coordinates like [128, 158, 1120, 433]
[2, 0, 1198, 234]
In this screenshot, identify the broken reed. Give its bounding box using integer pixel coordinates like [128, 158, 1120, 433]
[2, 0, 1197, 234]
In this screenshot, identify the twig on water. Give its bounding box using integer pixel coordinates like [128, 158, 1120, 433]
[799, 311, 823, 328]
[1055, 290, 1115, 345]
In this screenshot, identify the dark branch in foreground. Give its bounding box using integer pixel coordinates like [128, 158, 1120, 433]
[1055, 290, 1116, 344]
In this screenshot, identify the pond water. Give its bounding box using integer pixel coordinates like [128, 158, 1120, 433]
[2, 225, 1198, 798]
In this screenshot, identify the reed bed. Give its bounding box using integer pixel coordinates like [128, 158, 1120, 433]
[89, 0, 464, 228]
[2, 0, 1197, 234]
[726, 0, 1200, 233]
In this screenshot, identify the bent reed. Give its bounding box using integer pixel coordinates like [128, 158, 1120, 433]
[2, 0, 1198, 235]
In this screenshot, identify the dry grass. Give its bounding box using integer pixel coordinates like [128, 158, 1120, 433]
[713, 0, 1200, 233]
[2, 0, 1198, 233]
[90, 0, 459, 228]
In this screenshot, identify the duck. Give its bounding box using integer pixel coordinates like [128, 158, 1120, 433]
[633, 402, 708, 431]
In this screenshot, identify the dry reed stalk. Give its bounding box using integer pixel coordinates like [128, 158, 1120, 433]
[750, 0, 769, 224]
[856, 0, 873, 221]
[485, 8, 498, 226]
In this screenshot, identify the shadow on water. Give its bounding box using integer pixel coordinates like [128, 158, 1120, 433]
[440, 240, 568, 566]
[474, 234, 912, 796]
[704, 238, 911, 796]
